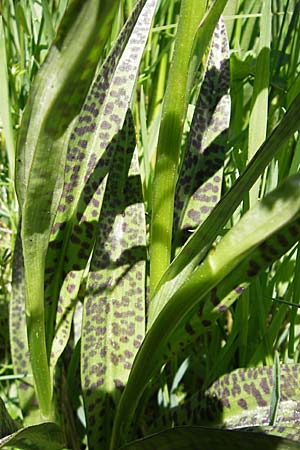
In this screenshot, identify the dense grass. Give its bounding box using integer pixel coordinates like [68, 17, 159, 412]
[1, 0, 300, 448]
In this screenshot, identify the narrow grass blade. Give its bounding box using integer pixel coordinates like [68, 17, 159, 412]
[47, 0, 157, 387]
[0, 16, 15, 179]
[269, 351, 280, 425]
[0, 422, 64, 450]
[150, 0, 207, 293]
[173, 17, 230, 249]
[152, 92, 300, 322]
[119, 426, 300, 450]
[112, 173, 300, 446]
[247, 0, 271, 205]
[81, 112, 146, 450]
[18, 0, 120, 421]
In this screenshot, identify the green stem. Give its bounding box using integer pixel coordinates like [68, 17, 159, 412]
[150, 0, 206, 294]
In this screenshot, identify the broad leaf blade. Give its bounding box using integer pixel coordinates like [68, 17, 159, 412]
[152, 92, 300, 322]
[81, 112, 146, 450]
[173, 17, 230, 246]
[47, 0, 157, 385]
[0, 423, 64, 450]
[112, 173, 300, 445]
[18, 0, 120, 418]
[119, 427, 300, 450]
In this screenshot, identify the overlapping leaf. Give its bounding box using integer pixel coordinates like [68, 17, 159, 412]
[0, 422, 64, 450]
[81, 112, 146, 450]
[15, 0, 121, 418]
[119, 426, 300, 450]
[150, 92, 300, 325]
[46, 0, 157, 384]
[112, 173, 300, 446]
[173, 17, 230, 248]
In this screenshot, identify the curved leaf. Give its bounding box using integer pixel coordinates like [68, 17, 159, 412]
[152, 93, 300, 322]
[47, 0, 157, 390]
[0, 423, 64, 450]
[18, 0, 120, 419]
[112, 173, 300, 445]
[119, 426, 300, 450]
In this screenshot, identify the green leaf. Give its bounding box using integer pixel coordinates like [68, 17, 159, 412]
[46, 0, 157, 389]
[0, 423, 64, 450]
[81, 111, 146, 450]
[173, 17, 230, 249]
[119, 427, 300, 450]
[142, 343, 300, 435]
[0, 15, 15, 178]
[10, 227, 37, 422]
[161, 215, 300, 361]
[0, 396, 18, 438]
[151, 92, 300, 323]
[17, 0, 120, 419]
[112, 173, 300, 446]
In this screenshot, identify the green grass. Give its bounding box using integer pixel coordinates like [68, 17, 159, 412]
[1, 0, 300, 449]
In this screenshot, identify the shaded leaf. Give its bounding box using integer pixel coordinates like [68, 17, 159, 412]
[113, 173, 300, 444]
[0, 397, 18, 439]
[46, 0, 157, 385]
[173, 17, 230, 247]
[0, 423, 64, 450]
[120, 426, 300, 450]
[151, 92, 300, 323]
[81, 112, 146, 450]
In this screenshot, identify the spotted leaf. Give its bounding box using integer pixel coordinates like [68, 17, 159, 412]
[150, 92, 300, 326]
[173, 17, 230, 248]
[167, 213, 300, 353]
[16, 0, 120, 418]
[112, 173, 300, 444]
[132, 364, 300, 443]
[46, 0, 157, 384]
[81, 111, 146, 450]
[10, 228, 37, 422]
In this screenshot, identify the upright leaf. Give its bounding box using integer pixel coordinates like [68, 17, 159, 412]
[17, 0, 120, 420]
[10, 229, 37, 422]
[151, 93, 300, 323]
[81, 112, 146, 450]
[46, 0, 157, 387]
[112, 173, 300, 448]
[173, 17, 230, 248]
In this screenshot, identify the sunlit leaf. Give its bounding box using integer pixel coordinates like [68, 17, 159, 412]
[173, 17, 230, 249]
[81, 112, 146, 450]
